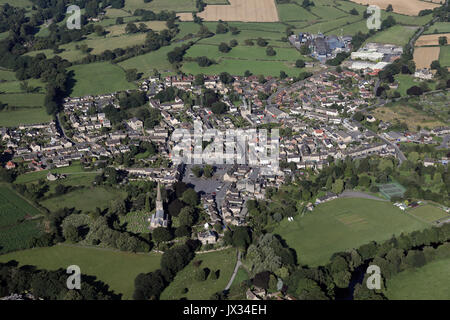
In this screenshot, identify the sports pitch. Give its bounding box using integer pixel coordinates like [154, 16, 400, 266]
[273, 198, 428, 266]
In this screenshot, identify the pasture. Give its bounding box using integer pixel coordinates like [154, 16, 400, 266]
[273, 198, 428, 266]
[160, 248, 237, 300]
[39, 186, 127, 214]
[68, 62, 137, 97]
[425, 22, 450, 35]
[384, 257, 450, 299]
[414, 46, 441, 69]
[348, 0, 440, 16]
[0, 107, 51, 127]
[440, 45, 450, 66]
[0, 245, 162, 299]
[408, 205, 450, 223]
[0, 185, 43, 254]
[365, 25, 419, 46]
[124, 0, 197, 13]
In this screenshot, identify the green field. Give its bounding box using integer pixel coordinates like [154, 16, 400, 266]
[40, 186, 127, 213]
[0, 69, 17, 81]
[118, 43, 179, 77]
[0, 107, 52, 127]
[68, 62, 137, 97]
[0, 93, 45, 107]
[0, 185, 43, 254]
[365, 25, 419, 46]
[0, 0, 33, 8]
[384, 258, 450, 300]
[160, 248, 237, 300]
[0, 245, 162, 299]
[15, 163, 89, 184]
[440, 45, 450, 67]
[424, 22, 450, 35]
[408, 205, 450, 223]
[273, 198, 429, 266]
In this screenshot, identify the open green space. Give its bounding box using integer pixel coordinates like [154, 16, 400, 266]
[384, 257, 450, 300]
[408, 205, 450, 223]
[0, 93, 45, 107]
[273, 198, 429, 266]
[365, 25, 419, 46]
[0, 107, 51, 127]
[440, 45, 450, 67]
[0, 69, 17, 81]
[0, 0, 33, 8]
[424, 22, 450, 34]
[160, 248, 237, 300]
[68, 62, 137, 97]
[40, 186, 127, 213]
[0, 245, 162, 299]
[0, 185, 43, 254]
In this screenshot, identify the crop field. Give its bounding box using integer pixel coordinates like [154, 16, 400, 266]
[0, 245, 162, 299]
[0, 185, 43, 254]
[160, 248, 237, 300]
[439, 45, 450, 66]
[273, 198, 428, 266]
[414, 46, 441, 69]
[415, 33, 450, 46]
[194, 0, 279, 22]
[408, 205, 450, 223]
[68, 62, 137, 97]
[124, 0, 197, 13]
[384, 257, 450, 299]
[348, 0, 440, 16]
[365, 25, 419, 46]
[40, 186, 127, 214]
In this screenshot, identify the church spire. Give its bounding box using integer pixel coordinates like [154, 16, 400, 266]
[157, 181, 162, 202]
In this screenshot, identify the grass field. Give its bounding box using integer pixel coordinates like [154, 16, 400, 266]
[0, 245, 162, 299]
[160, 248, 237, 300]
[0, 93, 45, 107]
[40, 186, 127, 213]
[0, 0, 33, 8]
[0, 107, 52, 127]
[68, 62, 137, 97]
[0, 185, 43, 254]
[0, 69, 17, 81]
[365, 25, 419, 46]
[118, 43, 179, 77]
[384, 257, 450, 299]
[425, 22, 450, 34]
[273, 198, 429, 266]
[373, 103, 445, 131]
[440, 45, 450, 67]
[408, 205, 450, 223]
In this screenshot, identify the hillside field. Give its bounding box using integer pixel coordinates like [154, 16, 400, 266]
[273, 198, 429, 266]
[0, 245, 162, 299]
[384, 257, 450, 299]
[68, 62, 137, 97]
[160, 248, 237, 300]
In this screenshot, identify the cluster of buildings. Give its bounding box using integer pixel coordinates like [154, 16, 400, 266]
[346, 43, 403, 74]
[289, 32, 353, 62]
